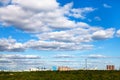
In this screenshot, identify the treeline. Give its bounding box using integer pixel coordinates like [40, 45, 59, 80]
[0, 70, 120, 80]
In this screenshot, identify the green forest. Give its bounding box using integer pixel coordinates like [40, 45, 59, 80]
[0, 70, 120, 80]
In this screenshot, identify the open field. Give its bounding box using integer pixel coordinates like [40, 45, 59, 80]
[0, 70, 120, 80]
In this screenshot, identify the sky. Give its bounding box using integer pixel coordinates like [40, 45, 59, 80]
[0, 0, 120, 70]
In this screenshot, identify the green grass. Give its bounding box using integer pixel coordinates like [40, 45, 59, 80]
[0, 70, 120, 80]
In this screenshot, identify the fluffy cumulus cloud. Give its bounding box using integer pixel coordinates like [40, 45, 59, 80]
[0, 37, 25, 52]
[0, 0, 116, 52]
[36, 22, 93, 43]
[12, 0, 59, 11]
[92, 28, 115, 40]
[0, 0, 95, 33]
[116, 29, 120, 37]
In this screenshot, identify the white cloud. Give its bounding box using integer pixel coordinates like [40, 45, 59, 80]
[116, 29, 120, 37]
[36, 22, 95, 43]
[0, 54, 40, 59]
[0, 0, 95, 33]
[0, 37, 25, 52]
[0, 28, 115, 52]
[0, 54, 42, 70]
[12, 0, 59, 11]
[94, 16, 101, 21]
[69, 7, 94, 18]
[103, 4, 112, 8]
[87, 54, 106, 59]
[25, 40, 93, 51]
[37, 25, 115, 44]
[92, 28, 115, 40]
[36, 31, 75, 42]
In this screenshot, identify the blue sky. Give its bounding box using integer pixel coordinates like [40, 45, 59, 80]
[0, 0, 120, 70]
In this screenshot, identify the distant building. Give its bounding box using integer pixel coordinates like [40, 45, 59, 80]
[52, 66, 57, 71]
[58, 66, 73, 71]
[29, 68, 39, 71]
[106, 65, 115, 70]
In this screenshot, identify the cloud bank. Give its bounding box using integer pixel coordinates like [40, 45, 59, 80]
[0, 0, 116, 52]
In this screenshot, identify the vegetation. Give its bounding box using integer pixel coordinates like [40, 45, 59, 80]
[0, 70, 120, 80]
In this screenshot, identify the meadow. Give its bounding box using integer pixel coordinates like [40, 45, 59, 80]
[0, 70, 120, 80]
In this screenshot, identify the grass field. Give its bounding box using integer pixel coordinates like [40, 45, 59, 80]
[0, 70, 120, 80]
